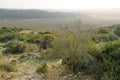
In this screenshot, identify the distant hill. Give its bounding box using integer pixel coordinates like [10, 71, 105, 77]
[0, 8, 120, 21]
[0, 9, 81, 19]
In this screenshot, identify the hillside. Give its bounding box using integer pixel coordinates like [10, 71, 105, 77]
[0, 25, 120, 80]
[0, 9, 81, 19]
[1, 9, 120, 20]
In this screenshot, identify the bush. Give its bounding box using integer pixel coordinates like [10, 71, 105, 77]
[97, 27, 109, 34]
[95, 40, 120, 80]
[103, 40, 120, 54]
[92, 27, 119, 43]
[48, 31, 95, 73]
[0, 27, 23, 34]
[40, 34, 56, 49]
[92, 33, 119, 43]
[3, 41, 26, 54]
[17, 34, 27, 41]
[62, 52, 94, 73]
[86, 43, 103, 61]
[114, 26, 120, 37]
[110, 48, 120, 60]
[92, 34, 110, 43]
[0, 33, 18, 43]
[27, 35, 40, 43]
[108, 34, 119, 41]
[0, 27, 11, 34]
[95, 58, 120, 80]
[26, 43, 39, 52]
[36, 63, 47, 74]
[0, 27, 25, 42]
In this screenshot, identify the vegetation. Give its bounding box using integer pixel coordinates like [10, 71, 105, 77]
[40, 34, 56, 49]
[114, 26, 120, 37]
[0, 24, 120, 79]
[0, 62, 16, 72]
[41, 25, 120, 80]
[92, 40, 120, 80]
[36, 63, 47, 74]
[3, 41, 26, 54]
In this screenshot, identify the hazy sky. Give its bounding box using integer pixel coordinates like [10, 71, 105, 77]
[0, 0, 120, 10]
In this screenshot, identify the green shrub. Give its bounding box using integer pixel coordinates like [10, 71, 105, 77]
[0, 33, 18, 43]
[40, 34, 56, 49]
[103, 40, 120, 54]
[114, 26, 120, 37]
[27, 36, 40, 43]
[92, 27, 119, 43]
[92, 34, 110, 43]
[92, 33, 119, 43]
[95, 58, 120, 80]
[48, 31, 95, 73]
[95, 40, 120, 80]
[0, 27, 25, 42]
[62, 52, 94, 73]
[3, 41, 26, 54]
[0, 27, 23, 34]
[108, 34, 119, 41]
[109, 48, 120, 60]
[97, 27, 109, 34]
[86, 43, 103, 61]
[26, 43, 39, 52]
[0, 27, 11, 34]
[17, 34, 27, 41]
[36, 63, 47, 74]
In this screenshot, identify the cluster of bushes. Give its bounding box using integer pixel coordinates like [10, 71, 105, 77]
[1, 25, 120, 80]
[3, 41, 26, 54]
[0, 33, 19, 43]
[0, 27, 24, 43]
[94, 40, 120, 80]
[44, 31, 95, 73]
[42, 25, 120, 80]
[0, 27, 12, 34]
[92, 26, 120, 43]
[0, 27, 23, 34]
[0, 27, 56, 55]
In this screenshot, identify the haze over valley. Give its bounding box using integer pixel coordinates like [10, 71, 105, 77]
[0, 8, 120, 31]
